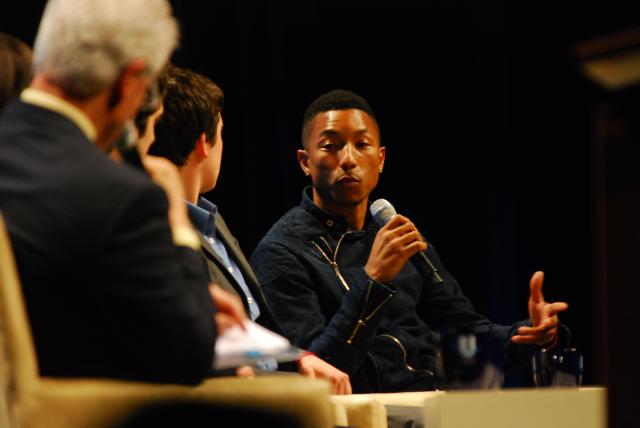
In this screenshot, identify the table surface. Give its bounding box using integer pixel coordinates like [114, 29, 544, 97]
[423, 387, 607, 428]
[332, 387, 607, 428]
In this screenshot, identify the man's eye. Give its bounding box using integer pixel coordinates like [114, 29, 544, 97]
[321, 141, 338, 150]
[356, 140, 370, 148]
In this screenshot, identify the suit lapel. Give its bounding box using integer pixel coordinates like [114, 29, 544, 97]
[214, 215, 277, 317]
[199, 233, 226, 271]
[214, 215, 262, 292]
[198, 233, 245, 302]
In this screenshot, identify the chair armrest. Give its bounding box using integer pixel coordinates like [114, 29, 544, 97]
[16, 375, 333, 428]
[330, 394, 388, 428]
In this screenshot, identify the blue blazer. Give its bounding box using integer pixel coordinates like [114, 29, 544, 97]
[0, 100, 217, 385]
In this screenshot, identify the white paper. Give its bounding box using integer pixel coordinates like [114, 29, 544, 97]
[214, 319, 291, 357]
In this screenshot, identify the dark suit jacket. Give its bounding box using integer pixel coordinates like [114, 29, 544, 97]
[199, 213, 281, 334]
[0, 100, 216, 385]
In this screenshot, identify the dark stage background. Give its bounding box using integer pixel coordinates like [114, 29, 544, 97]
[3, 0, 639, 387]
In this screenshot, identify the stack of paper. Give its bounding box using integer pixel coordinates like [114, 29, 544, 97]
[214, 320, 301, 369]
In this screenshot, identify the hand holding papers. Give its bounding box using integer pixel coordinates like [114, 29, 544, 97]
[214, 320, 302, 369]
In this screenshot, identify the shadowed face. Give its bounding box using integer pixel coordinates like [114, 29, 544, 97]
[298, 108, 385, 213]
[200, 114, 223, 192]
[137, 105, 164, 156]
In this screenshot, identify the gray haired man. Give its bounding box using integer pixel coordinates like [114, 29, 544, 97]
[0, 0, 243, 384]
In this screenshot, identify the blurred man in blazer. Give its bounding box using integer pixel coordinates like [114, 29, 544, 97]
[0, 0, 244, 384]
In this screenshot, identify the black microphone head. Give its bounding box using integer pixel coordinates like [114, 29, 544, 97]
[370, 199, 397, 226]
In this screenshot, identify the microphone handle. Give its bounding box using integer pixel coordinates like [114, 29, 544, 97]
[412, 251, 444, 285]
[416, 233, 443, 284]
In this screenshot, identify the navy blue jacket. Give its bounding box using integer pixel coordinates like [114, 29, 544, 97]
[251, 187, 557, 392]
[0, 100, 217, 385]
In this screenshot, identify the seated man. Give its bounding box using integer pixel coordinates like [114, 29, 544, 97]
[0, 32, 32, 111]
[250, 89, 570, 393]
[148, 65, 351, 394]
[0, 0, 234, 385]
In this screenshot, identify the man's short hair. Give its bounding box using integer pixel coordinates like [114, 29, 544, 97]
[0, 33, 32, 110]
[148, 66, 224, 167]
[301, 89, 378, 147]
[32, 0, 178, 99]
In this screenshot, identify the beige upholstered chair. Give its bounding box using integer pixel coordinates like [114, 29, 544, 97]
[0, 213, 334, 428]
[330, 394, 388, 428]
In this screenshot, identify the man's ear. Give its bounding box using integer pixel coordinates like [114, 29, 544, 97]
[107, 59, 148, 111]
[194, 133, 209, 158]
[379, 146, 386, 172]
[297, 148, 310, 176]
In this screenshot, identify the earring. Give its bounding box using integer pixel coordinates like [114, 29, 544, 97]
[304, 169, 310, 176]
[379, 167, 383, 173]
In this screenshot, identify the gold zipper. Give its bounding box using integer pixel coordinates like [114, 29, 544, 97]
[362, 293, 393, 324]
[347, 320, 366, 344]
[346, 283, 373, 344]
[312, 233, 393, 345]
[318, 236, 332, 252]
[310, 235, 350, 291]
[346, 281, 394, 344]
[380, 334, 434, 375]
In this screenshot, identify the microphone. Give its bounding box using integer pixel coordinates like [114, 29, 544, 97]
[370, 199, 444, 285]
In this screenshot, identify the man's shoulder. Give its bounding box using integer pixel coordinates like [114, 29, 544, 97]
[257, 206, 317, 246]
[1, 100, 154, 190]
[58, 142, 158, 209]
[0, 99, 80, 139]
[0, 101, 163, 223]
[251, 205, 324, 270]
[92, 154, 155, 193]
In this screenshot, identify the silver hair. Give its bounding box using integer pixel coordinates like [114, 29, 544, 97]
[33, 0, 179, 99]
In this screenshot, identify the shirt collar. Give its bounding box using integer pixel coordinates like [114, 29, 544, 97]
[299, 186, 375, 235]
[20, 88, 97, 142]
[187, 197, 218, 238]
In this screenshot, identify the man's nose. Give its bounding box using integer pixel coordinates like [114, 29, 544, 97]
[339, 143, 356, 169]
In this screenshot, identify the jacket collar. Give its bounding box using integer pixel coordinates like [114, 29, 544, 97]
[187, 197, 217, 238]
[299, 186, 376, 236]
[21, 88, 97, 142]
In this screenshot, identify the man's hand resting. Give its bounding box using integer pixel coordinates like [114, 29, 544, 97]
[297, 354, 352, 395]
